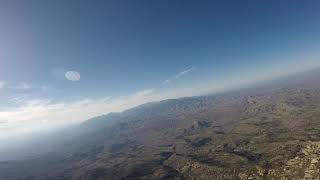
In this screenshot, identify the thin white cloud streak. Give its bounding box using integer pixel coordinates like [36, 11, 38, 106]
[3, 82, 62, 94]
[163, 67, 196, 84]
[134, 88, 155, 96]
[9, 82, 31, 90]
[7, 94, 30, 105]
[40, 85, 63, 93]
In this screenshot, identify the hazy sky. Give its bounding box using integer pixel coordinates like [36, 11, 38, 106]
[1, 0, 320, 135]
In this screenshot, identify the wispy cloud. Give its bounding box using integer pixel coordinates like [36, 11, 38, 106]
[163, 67, 196, 85]
[134, 88, 155, 96]
[4, 82, 61, 94]
[7, 94, 30, 105]
[40, 85, 63, 93]
[10, 82, 31, 90]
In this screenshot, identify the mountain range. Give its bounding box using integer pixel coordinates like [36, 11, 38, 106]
[1, 68, 320, 179]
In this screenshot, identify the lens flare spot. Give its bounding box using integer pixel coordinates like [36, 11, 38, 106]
[65, 71, 81, 81]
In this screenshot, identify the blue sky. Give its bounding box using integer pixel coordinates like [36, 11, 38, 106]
[1, 0, 320, 134]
